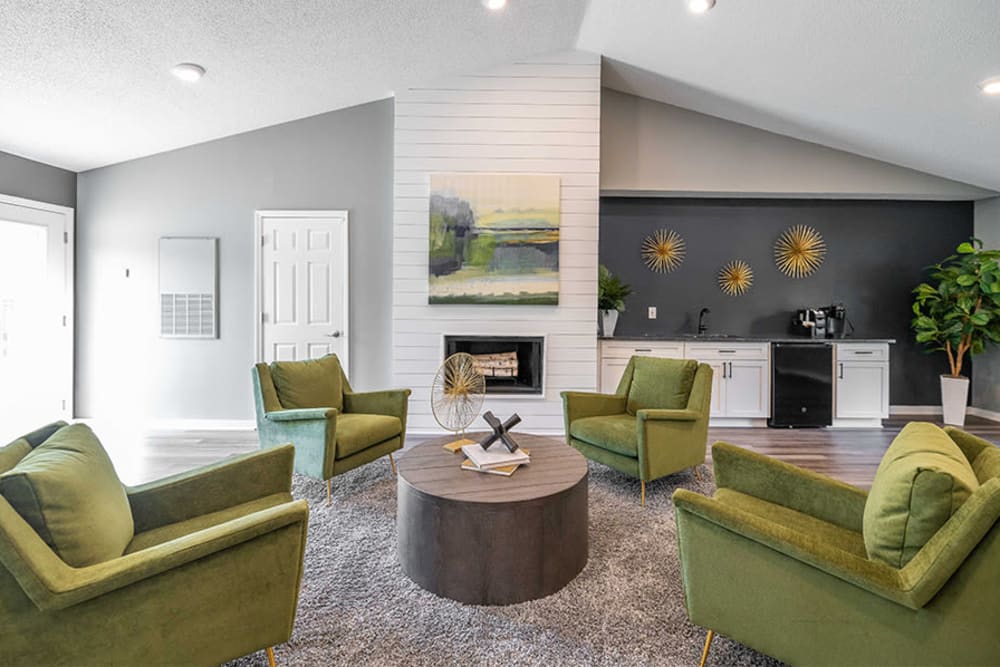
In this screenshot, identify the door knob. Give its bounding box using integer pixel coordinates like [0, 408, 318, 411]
[325, 331, 341, 338]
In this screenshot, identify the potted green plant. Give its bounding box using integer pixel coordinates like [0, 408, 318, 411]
[912, 238, 1000, 426]
[598, 264, 632, 337]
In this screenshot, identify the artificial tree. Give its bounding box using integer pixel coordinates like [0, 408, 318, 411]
[598, 264, 632, 337]
[912, 238, 1000, 424]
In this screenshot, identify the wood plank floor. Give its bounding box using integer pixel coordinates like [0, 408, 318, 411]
[107, 415, 1000, 489]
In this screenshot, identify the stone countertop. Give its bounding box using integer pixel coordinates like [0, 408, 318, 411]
[599, 335, 897, 344]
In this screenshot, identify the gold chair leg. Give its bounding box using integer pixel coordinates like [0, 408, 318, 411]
[641, 480, 646, 508]
[266, 646, 277, 667]
[694, 465, 703, 481]
[326, 479, 332, 507]
[699, 630, 714, 667]
[388, 452, 397, 476]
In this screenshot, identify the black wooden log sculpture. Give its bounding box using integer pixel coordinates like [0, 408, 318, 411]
[479, 411, 521, 452]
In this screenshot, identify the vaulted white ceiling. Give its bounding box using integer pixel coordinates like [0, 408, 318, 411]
[0, 0, 589, 172]
[2, 0, 999, 192]
[578, 0, 1000, 192]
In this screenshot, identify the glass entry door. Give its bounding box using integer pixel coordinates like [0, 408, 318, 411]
[0, 196, 73, 442]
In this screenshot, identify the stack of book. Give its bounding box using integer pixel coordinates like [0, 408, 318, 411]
[460, 443, 530, 477]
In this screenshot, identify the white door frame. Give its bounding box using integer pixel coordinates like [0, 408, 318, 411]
[253, 209, 350, 373]
[0, 192, 75, 420]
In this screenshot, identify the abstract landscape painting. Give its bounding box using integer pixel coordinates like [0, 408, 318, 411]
[428, 173, 560, 305]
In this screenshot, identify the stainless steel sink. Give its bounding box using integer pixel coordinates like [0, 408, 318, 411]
[681, 333, 741, 339]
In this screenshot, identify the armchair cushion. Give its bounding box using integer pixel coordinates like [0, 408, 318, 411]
[972, 446, 1000, 482]
[570, 414, 638, 457]
[863, 422, 979, 568]
[0, 424, 133, 567]
[0, 438, 31, 474]
[270, 354, 344, 411]
[335, 413, 402, 459]
[626, 357, 698, 415]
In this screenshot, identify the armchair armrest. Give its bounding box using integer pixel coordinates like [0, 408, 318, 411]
[712, 441, 868, 532]
[343, 388, 411, 418]
[0, 497, 308, 611]
[672, 489, 912, 608]
[637, 408, 700, 422]
[265, 408, 338, 422]
[561, 391, 626, 422]
[127, 444, 296, 532]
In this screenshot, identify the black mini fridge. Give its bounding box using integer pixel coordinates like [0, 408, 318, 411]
[768, 342, 833, 428]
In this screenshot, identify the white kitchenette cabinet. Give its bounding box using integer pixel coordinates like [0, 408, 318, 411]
[683, 342, 770, 426]
[833, 342, 890, 427]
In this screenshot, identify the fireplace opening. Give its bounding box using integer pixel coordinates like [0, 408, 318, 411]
[443, 335, 544, 395]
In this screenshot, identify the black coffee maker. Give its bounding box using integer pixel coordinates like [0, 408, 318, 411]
[792, 304, 849, 339]
[825, 303, 848, 339]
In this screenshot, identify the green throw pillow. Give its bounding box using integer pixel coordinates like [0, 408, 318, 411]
[626, 357, 698, 415]
[0, 438, 31, 474]
[863, 422, 979, 568]
[0, 424, 134, 567]
[270, 354, 344, 411]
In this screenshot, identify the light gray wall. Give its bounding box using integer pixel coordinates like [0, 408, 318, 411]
[0, 150, 76, 208]
[76, 98, 393, 421]
[973, 197, 1000, 412]
[601, 89, 995, 200]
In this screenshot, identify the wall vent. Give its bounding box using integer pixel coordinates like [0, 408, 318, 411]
[159, 237, 218, 339]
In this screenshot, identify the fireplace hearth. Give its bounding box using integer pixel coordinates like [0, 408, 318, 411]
[443, 335, 544, 395]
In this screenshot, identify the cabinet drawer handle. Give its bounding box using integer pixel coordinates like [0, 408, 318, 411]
[853, 350, 874, 355]
[718, 350, 736, 354]
[722, 363, 727, 379]
[634, 348, 652, 353]
[839, 363, 844, 379]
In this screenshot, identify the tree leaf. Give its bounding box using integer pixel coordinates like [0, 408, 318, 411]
[957, 242, 975, 254]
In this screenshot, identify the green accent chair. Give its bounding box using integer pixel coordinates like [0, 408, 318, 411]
[674, 423, 1000, 666]
[562, 356, 713, 506]
[252, 354, 411, 506]
[0, 421, 308, 666]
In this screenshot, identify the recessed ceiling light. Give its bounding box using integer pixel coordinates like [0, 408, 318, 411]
[483, 0, 507, 11]
[981, 77, 1000, 96]
[688, 0, 716, 14]
[171, 63, 206, 83]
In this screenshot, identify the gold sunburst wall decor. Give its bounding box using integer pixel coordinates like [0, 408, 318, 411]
[774, 224, 826, 278]
[641, 228, 686, 273]
[718, 260, 754, 296]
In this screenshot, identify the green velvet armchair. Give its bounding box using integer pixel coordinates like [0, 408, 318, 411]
[0, 422, 308, 666]
[252, 354, 411, 506]
[674, 426, 1000, 666]
[562, 356, 713, 506]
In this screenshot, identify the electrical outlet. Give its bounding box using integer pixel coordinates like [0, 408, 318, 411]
[648, 306, 657, 319]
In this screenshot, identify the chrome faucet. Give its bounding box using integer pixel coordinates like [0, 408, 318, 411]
[698, 308, 711, 334]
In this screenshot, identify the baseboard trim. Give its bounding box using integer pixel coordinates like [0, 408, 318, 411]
[967, 406, 1000, 422]
[889, 405, 942, 415]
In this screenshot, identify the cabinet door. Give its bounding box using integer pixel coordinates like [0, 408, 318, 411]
[600, 358, 631, 394]
[836, 362, 889, 419]
[705, 361, 726, 417]
[725, 360, 770, 418]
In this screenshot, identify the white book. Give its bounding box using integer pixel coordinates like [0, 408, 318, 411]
[461, 444, 530, 470]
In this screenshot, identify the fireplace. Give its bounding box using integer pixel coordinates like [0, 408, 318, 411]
[443, 335, 544, 395]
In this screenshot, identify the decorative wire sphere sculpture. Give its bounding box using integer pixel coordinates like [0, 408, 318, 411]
[431, 353, 486, 444]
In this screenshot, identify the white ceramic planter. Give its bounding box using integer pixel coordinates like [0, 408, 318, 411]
[940, 375, 970, 426]
[601, 310, 620, 337]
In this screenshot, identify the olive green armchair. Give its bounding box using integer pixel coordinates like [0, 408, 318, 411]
[0, 421, 308, 666]
[562, 356, 713, 506]
[253, 354, 411, 505]
[674, 424, 1000, 666]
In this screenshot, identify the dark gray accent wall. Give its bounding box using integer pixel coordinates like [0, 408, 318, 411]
[76, 98, 393, 420]
[0, 150, 76, 208]
[600, 197, 974, 406]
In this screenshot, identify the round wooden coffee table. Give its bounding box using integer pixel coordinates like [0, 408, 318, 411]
[396, 432, 588, 606]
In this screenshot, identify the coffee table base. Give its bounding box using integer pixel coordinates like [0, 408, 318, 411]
[398, 475, 588, 606]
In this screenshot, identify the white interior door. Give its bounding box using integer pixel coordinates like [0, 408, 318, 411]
[256, 211, 349, 370]
[0, 195, 73, 442]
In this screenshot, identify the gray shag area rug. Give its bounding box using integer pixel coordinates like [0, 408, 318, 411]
[227, 454, 782, 667]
